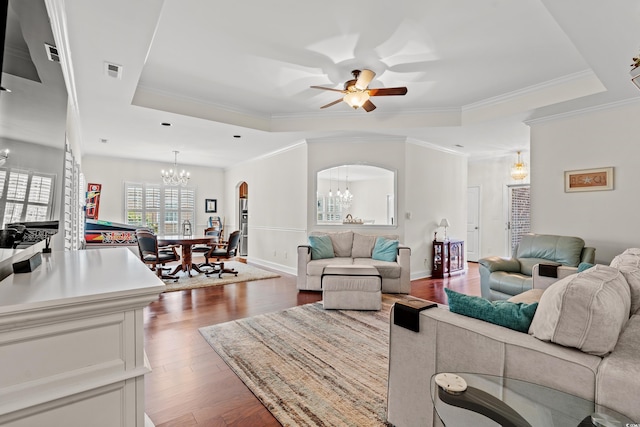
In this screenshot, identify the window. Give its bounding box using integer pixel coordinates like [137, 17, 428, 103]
[124, 182, 195, 235]
[0, 169, 55, 227]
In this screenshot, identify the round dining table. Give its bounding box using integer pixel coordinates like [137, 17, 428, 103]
[157, 235, 217, 277]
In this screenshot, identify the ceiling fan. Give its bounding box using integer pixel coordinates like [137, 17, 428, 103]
[310, 69, 407, 112]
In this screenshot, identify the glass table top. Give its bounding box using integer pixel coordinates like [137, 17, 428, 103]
[430, 372, 635, 427]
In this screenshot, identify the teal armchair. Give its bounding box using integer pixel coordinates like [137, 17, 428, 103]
[479, 234, 595, 301]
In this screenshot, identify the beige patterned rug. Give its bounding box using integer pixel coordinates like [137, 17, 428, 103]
[161, 261, 279, 292]
[199, 294, 419, 427]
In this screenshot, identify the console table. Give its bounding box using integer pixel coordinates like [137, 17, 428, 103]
[0, 248, 164, 426]
[432, 239, 464, 278]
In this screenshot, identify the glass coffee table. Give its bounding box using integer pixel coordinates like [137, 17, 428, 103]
[431, 372, 636, 427]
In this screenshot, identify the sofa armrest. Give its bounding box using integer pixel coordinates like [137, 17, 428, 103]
[581, 246, 596, 264]
[397, 245, 411, 293]
[478, 256, 521, 273]
[297, 245, 311, 289]
[531, 264, 578, 290]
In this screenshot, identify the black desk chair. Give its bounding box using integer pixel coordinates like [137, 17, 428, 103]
[0, 228, 18, 248]
[192, 226, 221, 256]
[135, 229, 180, 281]
[202, 230, 240, 278]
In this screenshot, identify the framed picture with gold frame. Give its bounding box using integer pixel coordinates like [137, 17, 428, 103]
[564, 167, 613, 192]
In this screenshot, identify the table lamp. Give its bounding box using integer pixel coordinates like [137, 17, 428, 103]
[439, 218, 450, 241]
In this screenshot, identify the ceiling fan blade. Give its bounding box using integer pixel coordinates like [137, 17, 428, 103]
[355, 69, 375, 90]
[362, 100, 376, 112]
[368, 87, 408, 96]
[320, 99, 344, 109]
[310, 85, 346, 93]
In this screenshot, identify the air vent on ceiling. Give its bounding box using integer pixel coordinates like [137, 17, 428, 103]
[44, 43, 60, 63]
[104, 62, 123, 79]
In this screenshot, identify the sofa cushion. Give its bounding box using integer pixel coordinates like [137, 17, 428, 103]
[352, 233, 377, 258]
[353, 258, 401, 279]
[306, 257, 353, 276]
[329, 231, 354, 257]
[445, 288, 538, 333]
[372, 236, 398, 262]
[529, 264, 631, 356]
[516, 234, 585, 267]
[508, 288, 545, 304]
[610, 249, 640, 315]
[489, 271, 532, 296]
[308, 235, 334, 260]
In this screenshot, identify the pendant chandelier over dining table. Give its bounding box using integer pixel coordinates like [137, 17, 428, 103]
[161, 150, 190, 186]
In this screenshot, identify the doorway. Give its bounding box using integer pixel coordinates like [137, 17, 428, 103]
[238, 182, 248, 256]
[507, 184, 530, 254]
[467, 186, 480, 262]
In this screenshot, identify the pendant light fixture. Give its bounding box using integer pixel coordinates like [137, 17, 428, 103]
[161, 150, 190, 186]
[510, 151, 529, 181]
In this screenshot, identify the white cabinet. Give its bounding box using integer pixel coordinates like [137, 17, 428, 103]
[0, 248, 163, 426]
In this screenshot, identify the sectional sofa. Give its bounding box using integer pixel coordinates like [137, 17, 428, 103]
[387, 248, 640, 426]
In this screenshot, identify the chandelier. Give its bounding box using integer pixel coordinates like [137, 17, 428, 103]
[510, 151, 528, 181]
[336, 166, 353, 209]
[0, 149, 8, 167]
[161, 150, 190, 186]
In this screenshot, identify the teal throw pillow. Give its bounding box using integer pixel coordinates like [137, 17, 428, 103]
[578, 262, 595, 272]
[444, 288, 538, 333]
[372, 236, 399, 262]
[308, 235, 334, 260]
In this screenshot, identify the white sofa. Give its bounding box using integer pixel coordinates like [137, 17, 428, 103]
[387, 249, 640, 426]
[297, 230, 411, 294]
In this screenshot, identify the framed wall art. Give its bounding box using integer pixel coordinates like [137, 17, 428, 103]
[205, 199, 217, 213]
[564, 167, 613, 193]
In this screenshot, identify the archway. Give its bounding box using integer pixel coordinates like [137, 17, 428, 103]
[238, 182, 248, 256]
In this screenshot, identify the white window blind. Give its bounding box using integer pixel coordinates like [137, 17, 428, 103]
[0, 169, 55, 228]
[124, 182, 195, 235]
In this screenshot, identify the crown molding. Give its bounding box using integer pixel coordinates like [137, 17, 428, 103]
[524, 96, 640, 125]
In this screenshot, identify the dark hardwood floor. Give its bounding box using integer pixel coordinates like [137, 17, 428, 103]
[143, 260, 481, 427]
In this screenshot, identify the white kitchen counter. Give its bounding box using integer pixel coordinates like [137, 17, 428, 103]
[0, 248, 164, 426]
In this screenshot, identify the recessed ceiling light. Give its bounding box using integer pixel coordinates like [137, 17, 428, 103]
[161, 122, 172, 127]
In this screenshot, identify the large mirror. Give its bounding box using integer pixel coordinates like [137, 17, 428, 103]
[316, 164, 395, 226]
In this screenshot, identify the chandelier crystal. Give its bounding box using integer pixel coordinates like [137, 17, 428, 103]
[336, 166, 353, 208]
[510, 151, 528, 181]
[161, 150, 190, 186]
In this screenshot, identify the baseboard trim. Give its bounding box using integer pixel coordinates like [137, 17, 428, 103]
[246, 258, 297, 276]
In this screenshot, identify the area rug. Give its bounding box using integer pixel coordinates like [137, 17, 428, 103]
[199, 294, 420, 427]
[161, 261, 279, 292]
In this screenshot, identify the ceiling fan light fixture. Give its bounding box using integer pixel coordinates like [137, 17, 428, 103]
[343, 90, 370, 109]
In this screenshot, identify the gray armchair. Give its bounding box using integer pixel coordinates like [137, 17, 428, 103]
[479, 233, 595, 300]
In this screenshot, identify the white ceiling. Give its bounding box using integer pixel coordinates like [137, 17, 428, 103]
[2, 0, 640, 169]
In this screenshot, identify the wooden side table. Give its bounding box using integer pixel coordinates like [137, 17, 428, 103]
[432, 239, 465, 278]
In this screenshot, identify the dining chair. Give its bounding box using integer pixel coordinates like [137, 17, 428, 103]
[135, 229, 180, 281]
[192, 226, 221, 255]
[202, 230, 241, 278]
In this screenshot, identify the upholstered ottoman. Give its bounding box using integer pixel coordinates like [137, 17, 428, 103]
[321, 265, 382, 310]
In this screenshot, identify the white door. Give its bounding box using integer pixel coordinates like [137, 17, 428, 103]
[467, 186, 480, 262]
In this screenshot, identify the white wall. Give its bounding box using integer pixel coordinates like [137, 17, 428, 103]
[81, 155, 225, 232]
[530, 100, 640, 263]
[404, 142, 468, 277]
[224, 143, 308, 274]
[468, 152, 530, 258]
